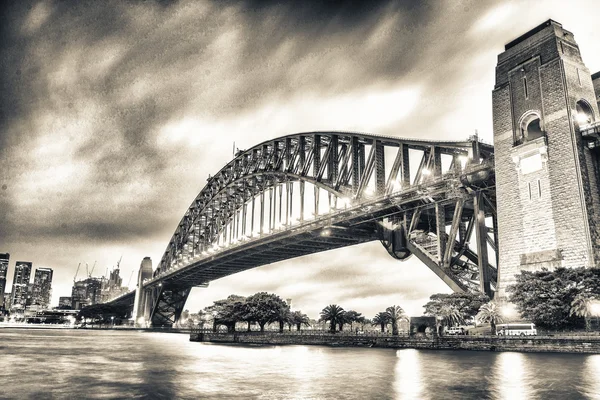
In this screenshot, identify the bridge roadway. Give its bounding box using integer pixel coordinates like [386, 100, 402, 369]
[107, 132, 496, 326]
[109, 171, 495, 311]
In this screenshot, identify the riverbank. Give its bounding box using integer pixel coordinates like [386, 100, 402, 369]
[0, 323, 190, 334]
[190, 331, 600, 354]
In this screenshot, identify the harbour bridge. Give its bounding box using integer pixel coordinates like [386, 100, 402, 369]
[110, 133, 497, 326]
[107, 19, 600, 327]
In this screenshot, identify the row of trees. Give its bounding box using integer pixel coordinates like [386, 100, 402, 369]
[422, 292, 503, 334]
[197, 294, 411, 335]
[319, 304, 408, 335]
[200, 292, 310, 333]
[419, 267, 600, 333]
[508, 267, 600, 329]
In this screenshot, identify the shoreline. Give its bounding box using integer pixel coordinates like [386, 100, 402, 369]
[190, 331, 600, 354]
[0, 324, 190, 333]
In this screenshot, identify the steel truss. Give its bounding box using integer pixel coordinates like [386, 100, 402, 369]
[108, 132, 497, 322]
[149, 286, 191, 327]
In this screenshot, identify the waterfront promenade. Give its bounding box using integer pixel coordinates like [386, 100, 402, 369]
[190, 329, 600, 354]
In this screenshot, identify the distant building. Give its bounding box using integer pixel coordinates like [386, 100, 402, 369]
[71, 278, 102, 310]
[100, 268, 129, 302]
[3, 292, 11, 311]
[31, 268, 53, 309]
[0, 253, 8, 310]
[58, 297, 72, 309]
[11, 261, 32, 311]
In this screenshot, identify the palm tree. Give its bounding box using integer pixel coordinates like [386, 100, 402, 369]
[439, 304, 464, 332]
[290, 311, 311, 331]
[476, 302, 504, 335]
[276, 307, 291, 333]
[320, 304, 345, 333]
[372, 312, 391, 333]
[344, 310, 365, 331]
[570, 293, 593, 331]
[386, 305, 408, 336]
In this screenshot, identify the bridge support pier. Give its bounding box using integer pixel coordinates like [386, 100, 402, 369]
[149, 286, 191, 328]
[492, 20, 600, 298]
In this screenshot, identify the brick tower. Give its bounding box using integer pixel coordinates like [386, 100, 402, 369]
[493, 20, 600, 299]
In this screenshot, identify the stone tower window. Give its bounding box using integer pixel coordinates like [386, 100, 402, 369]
[575, 100, 594, 127]
[517, 112, 545, 145]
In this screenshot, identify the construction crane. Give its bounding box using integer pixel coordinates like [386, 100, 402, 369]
[73, 263, 81, 283]
[88, 261, 96, 278]
[127, 270, 134, 287]
[116, 255, 122, 271]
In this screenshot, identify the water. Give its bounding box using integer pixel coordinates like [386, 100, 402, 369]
[1, 329, 599, 399]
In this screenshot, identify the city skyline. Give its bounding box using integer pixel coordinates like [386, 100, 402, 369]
[1, 0, 600, 317]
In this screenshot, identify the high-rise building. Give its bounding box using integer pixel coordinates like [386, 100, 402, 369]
[11, 261, 32, 311]
[100, 267, 129, 302]
[31, 268, 53, 309]
[0, 253, 9, 309]
[71, 277, 103, 310]
[2, 293, 10, 313]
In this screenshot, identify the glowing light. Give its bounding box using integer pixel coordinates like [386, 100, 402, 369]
[590, 301, 600, 316]
[421, 168, 431, 176]
[339, 197, 352, 208]
[500, 303, 518, 320]
[576, 112, 592, 126]
[321, 229, 331, 236]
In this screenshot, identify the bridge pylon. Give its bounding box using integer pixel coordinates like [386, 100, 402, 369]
[493, 20, 600, 299]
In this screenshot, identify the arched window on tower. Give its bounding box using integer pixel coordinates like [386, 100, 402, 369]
[516, 112, 545, 145]
[575, 100, 595, 128]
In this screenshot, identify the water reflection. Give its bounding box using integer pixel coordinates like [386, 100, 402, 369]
[491, 352, 535, 400]
[1, 329, 598, 399]
[582, 355, 600, 399]
[394, 349, 423, 399]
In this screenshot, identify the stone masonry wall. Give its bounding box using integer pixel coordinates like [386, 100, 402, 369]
[494, 21, 600, 299]
[190, 332, 600, 354]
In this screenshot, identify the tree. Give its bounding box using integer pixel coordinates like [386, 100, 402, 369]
[372, 312, 391, 333]
[204, 295, 247, 333]
[343, 310, 365, 331]
[438, 304, 464, 330]
[570, 294, 593, 331]
[424, 292, 490, 322]
[289, 311, 311, 331]
[337, 311, 348, 332]
[476, 302, 504, 335]
[320, 304, 345, 333]
[507, 268, 600, 329]
[386, 305, 408, 336]
[246, 292, 290, 332]
[275, 306, 291, 333]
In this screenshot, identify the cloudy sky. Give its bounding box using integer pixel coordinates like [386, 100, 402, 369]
[1, 0, 599, 318]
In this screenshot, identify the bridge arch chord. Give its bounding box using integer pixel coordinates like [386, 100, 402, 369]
[156, 132, 494, 277]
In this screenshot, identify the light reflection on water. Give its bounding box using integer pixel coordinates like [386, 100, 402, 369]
[491, 352, 533, 399]
[394, 349, 423, 399]
[0, 329, 598, 399]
